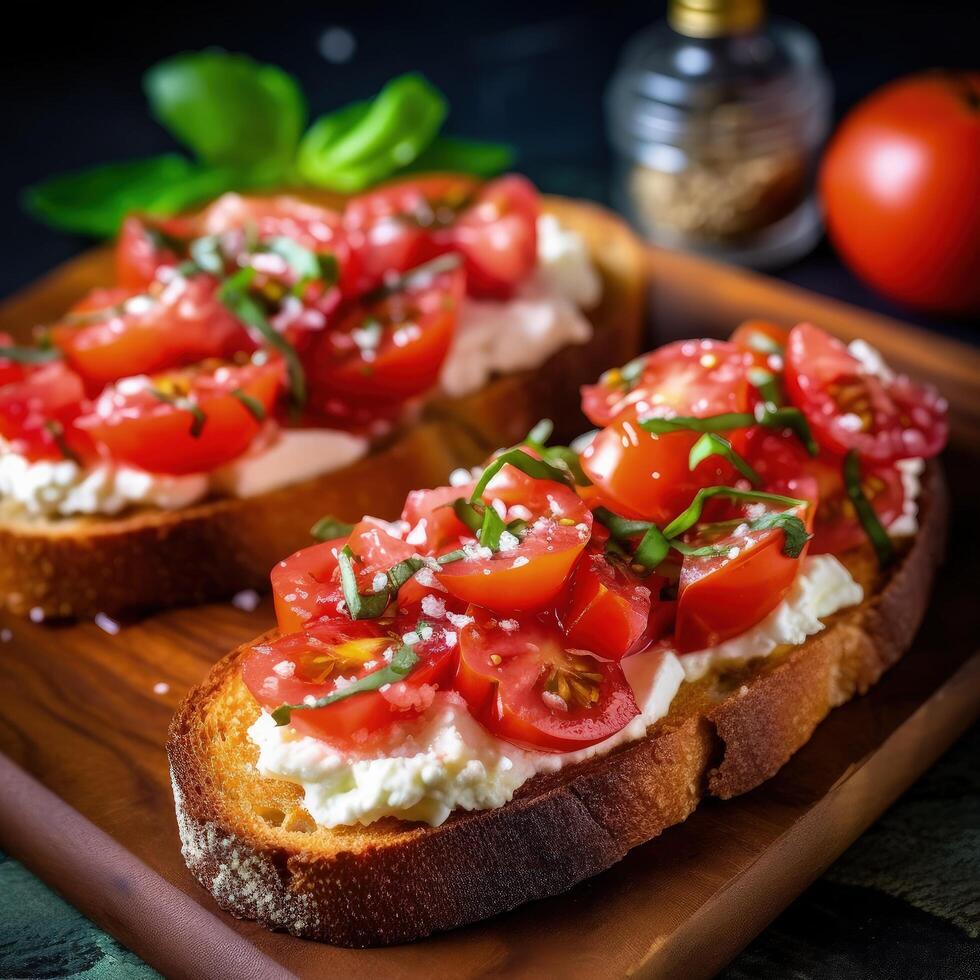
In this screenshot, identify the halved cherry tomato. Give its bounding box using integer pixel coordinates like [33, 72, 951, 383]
[582, 338, 751, 428]
[784, 323, 947, 462]
[452, 175, 539, 298]
[436, 467, 592, 612]
[199, 194, 359, 297]
[304, 262, 464, 417]
[271, 519, 415, 632]
[581, 339, 753, 524]
[730, 319, 790, 373]
[0, 332, 26, 387]
[50, 275, 253, 389]
[674, 487, 815, 652]
[558, 552, 653, 660]
[745, 428, 905, 555]
[242, 615, 458, 743]
[77, 357, 282, 474]
[455, 607, 639, 752]
[400, 481, 476, 553]
[0, 361, 92, 461]
[115, 215, 195, 291]
[344, 175, 479, 293]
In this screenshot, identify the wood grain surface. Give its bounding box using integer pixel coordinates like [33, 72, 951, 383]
[0, 243, 977, 979]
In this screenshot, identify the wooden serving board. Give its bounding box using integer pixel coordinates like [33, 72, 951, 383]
[0, 239, 978, 980]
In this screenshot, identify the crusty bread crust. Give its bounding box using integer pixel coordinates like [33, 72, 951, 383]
[167, 463, 947, 947]
[0, 198, 646, 618]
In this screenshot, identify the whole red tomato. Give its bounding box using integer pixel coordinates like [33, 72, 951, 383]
[820, 70, 980, 315]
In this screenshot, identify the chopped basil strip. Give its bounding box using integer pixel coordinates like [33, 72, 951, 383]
[470, 448, 573, 504]
[689, 432, 761, 486]
[271, 641, 420, 726]
[0, 345, 62, 365]
[230, 387, 267, 422]
[362, 252, 463, 304]
[42, 420, 80, 464]
[478, 503, 507, 551]
[593, 508, 668, 571]
[149, 387, 207, 438]
[310, 516, 355, 541]
[521, 419, 591, 487]
[843, 450, 894, 567]
[635, 524, 670, 569]
[640, 412, 756, 436]
[754, 404, 820, 457]
[743, 330, 784, 355]
[663, 486, 807, 541]
[218, 267, 306, 409]
[263, 235, 339, 290]
[748, 368, 784, 408]
[670, 511, 810, 560]
[452, 497, 483, 534]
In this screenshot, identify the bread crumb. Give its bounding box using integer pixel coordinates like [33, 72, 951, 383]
[94, 612, 121, 636]
[232, 589, 261, 612]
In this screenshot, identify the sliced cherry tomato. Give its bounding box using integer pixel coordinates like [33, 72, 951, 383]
[452, 175, 539, 298]
[436, 467, 592, 612]
[77, 357, 282, 474]
[455, 607, 639, 752]
[784, 323, 947, 462]
[271, 518, 415, 632]
[400, 481, 476, 553]
[0, 361, 93, 461]
[344, 175, 479, 293]
[199, 194, 359, 296]
[50, 275, 253, 389]
[115, 215, 195, 291]
[674, 488, 814, 653]
[746, 428, 905, 555]
[558, 552, 653, 661]
[242, 615, 458, 743]
[730, 319, 790, 373]
[582, 338, 751, 429]
[0, 332, 26, 387]
[304, 262, 464, 416]
[581, 339, 754, 524]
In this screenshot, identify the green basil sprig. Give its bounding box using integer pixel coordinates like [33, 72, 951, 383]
[270, 641, 419, 726]
[310, 516, 355, 542]
[0, 345, 61, 365]
[640, 402, 819, 457]
[523, 419, 592, 487]
[149, 387, 207, 438]
[26, 54, 515, 238]
[217, 268, 306, 410]
[843, 450, 894, 567]
[230, 388, 267, 423]
[689, 432, 761, 485]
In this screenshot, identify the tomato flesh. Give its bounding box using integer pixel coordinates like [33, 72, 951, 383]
[0, 333, 26, 388]
[456, 607, 639, 752]
[78, 357, 282, 474]
[730, 319, 790, 373]
[675, 491, 814, 652]
[784, 323, 947, 462]
[242, 616, 458, 743]
[558, 552, 653, 661]
[436, 467, 592, 612]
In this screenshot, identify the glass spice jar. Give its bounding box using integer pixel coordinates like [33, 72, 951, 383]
[606, 0, 832, 268]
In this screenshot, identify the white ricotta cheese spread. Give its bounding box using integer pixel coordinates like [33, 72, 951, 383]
[438, 214, 601, 398]
[248, 646, 684, 829]
[676, 555, 864, 683]
[0, 427, 368, 519]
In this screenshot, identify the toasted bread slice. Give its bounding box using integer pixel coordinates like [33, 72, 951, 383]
[167, 463, 947, 947]
[0, 197, 646, 618]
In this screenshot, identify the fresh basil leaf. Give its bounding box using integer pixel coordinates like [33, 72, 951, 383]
[297, 73, 446, 192]
[405, 135, 515, 178]
[634, 524, 670, 569]
[663, 486, 807, 540]
[310, 516, 354, 542]
[755, 404, 820, 457]
[23, 156, 230, 237]
[262, 236, 338, 288]
[145, 51, 306, 179]
[689, 432, 761, 485]
[640, 412, 756, 435]
[478, 504, 507, 551]
[230, 387, 267, 422]
[525, 419, 554, 446]
[271, 641, 419, 725]
[843, 450, 894, 567]
[452, 497, 483, 535]
[470, 448, 572, 504]
[149, 387, 207, 438]
[0, 345, 61, 365]
[218, 268, 306, 409]
[337, 546, 392, 620]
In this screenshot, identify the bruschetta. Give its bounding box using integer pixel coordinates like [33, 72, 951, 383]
[168, 320, 948, 945]
[0, 183, 646, 618]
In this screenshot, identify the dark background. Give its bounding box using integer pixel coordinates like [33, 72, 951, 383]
[3, 1, 978, 341]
